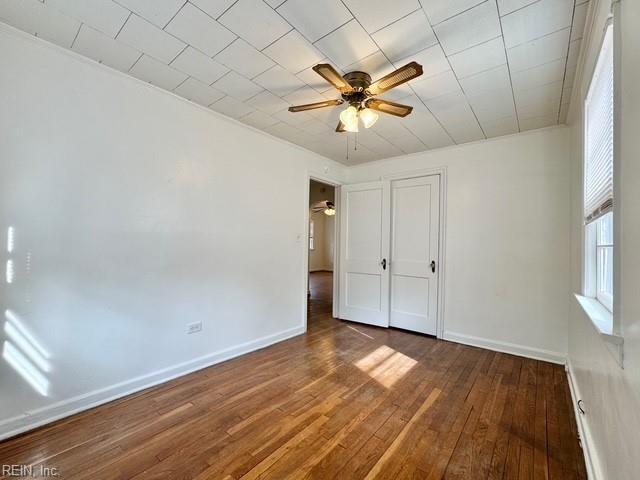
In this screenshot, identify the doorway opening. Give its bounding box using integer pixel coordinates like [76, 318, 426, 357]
[308, 179, 336, 321]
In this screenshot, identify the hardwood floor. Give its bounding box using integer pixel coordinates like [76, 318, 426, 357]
[0, 273, 586, 479]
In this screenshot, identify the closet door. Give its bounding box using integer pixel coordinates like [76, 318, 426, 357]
[338, 181, 390, 327]
[389, 176, 440, 335]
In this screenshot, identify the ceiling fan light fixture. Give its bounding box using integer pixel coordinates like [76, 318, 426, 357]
[359, 108, 379, 129]
[339, 105, 359, 133]
[324, 207, 336, 216]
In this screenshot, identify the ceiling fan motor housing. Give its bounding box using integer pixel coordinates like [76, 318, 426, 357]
[342, 71, 372, 108]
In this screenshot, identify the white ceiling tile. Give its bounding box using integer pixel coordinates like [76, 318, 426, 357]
[341, 0, 420, 33]
[283, 86, 326, 105]
[392, 133, 427, 154]
[218, 0, 292, 50]
[519, 113, 557, 131]
[240, 110, 279, 129]
[512, 59, 565, 92]
[345, 50, 395, 81]
[571, 1, 590, 41]
[467, 88, 516, 121]
[448, 37, 506, 79]
[212, 71, 263, 100]
[515, 82, 562, 118]
[263, 30, 324, 73]
[506, 28, 570, 72]
[425, 90, 477, 125]
[298, 119, 333, 136]
[276, 0, 352, 42]
[501, 0, 573, 48]
[246, 89, 290, 114]
[254, 65, 306, 96]
[402, 110, 454, 148]
[273, 107, 314, 125]
[307, 103, 342, 125]
[459, 64, 511, 96]
[481, 115, 519, 137]
[371, 9, 437, 63]
[116, 0, 185, 28]
[422, 0, 485, 25]
[72, 24, 141, 72]
[47, 0, 129, 37]
[190, 0, 238, 20]
[379, 84, 413, 102]
[433, 1, 501, 55]
[165, 3, 236, 57]
[412, 70, 461, 101]
[0, 0, 80, 48]
[264, 0, 287, 7]
[173, 77, 225, 106]
[370, 113, 412, 137]
[496, 0, 538, 16]
[396, 44, 449, 79]
[129, 54, 188, 90]
[314, 19, 378, 68]
[296, 60, 342, 93]
[117, 14, 186, 64]
[210, 95, 255, 118]
[214, 38, 275, 78]
[444, 118, 485, 143]
[170, 46, 229, 85]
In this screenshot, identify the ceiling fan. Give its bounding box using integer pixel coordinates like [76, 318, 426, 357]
[311, 200, 336, 216]
[288, 62, 423, 133]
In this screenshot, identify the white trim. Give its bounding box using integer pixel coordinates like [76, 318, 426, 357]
[442, 331, 566, 364]
[304, 172, 343, 327]
[382, 167, 448, 339]
[566, 359, 604, 480]
[0, 324, 305, 441]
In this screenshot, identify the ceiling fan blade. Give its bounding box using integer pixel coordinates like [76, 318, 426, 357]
[288, 99, 343, 112]
[367, 61, 423, 95]
[336, 121, 346, 133]
[313, 64, 353, 94]
[366, 99, 413, 117]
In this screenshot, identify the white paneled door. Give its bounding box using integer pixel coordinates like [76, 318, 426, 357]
[389, 176, 440, 335]
[338, 181, 390, 327]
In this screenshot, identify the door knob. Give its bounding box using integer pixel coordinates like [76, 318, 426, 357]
[430, 260, 436, 273]
[381, 258, 387, 270]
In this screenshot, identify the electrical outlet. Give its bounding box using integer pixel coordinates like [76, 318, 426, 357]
[186, 321, 202, 334]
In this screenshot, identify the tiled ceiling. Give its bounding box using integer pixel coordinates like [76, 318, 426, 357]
[0, 0, 588, 165]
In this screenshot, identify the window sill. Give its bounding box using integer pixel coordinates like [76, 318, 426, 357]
[574, 294, 624, 367]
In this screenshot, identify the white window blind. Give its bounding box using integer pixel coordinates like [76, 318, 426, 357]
[584, 25, 614, 223]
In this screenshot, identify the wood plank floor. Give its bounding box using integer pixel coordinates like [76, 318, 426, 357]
[0, 272, 586, 479]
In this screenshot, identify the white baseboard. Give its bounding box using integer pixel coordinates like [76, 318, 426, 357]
[566, 359, 603, 480]
[442, 331, 567, 364]
[0, 324, 305, 441]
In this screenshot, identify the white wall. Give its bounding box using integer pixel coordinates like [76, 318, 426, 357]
[0, 26, 346, 439]
[348, 127, 571, 362]
[566, 0, 640, 478]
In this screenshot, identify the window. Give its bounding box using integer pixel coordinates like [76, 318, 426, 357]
[584, 24, 614, 312]
[309, 219, 315, 251]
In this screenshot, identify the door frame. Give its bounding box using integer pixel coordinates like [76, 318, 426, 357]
[302, 170, 342, 332]
[383, 167, 448, 339]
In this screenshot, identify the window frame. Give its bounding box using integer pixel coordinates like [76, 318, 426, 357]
[582, 21, 615, 315]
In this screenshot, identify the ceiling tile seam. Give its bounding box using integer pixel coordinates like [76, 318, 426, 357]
[367, 7, 423, 35]
[172, 75, 191, 92]
[127, 52, 144, 73]
[69, 22, 82, 49]
[162, 1, 188, 30]
[330, 1, 457, 146]
[114, 11, 133, 39]
[427, 0, 490, 27]
[427, 13, 487, 141]
[498, 0, 545, 18]
[215, 0, 241, 21]
[556, 0, 579, 123]
[496, 0, 522, 132]
[169, 44, 189, 66]
[506, 25, 576, 50]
